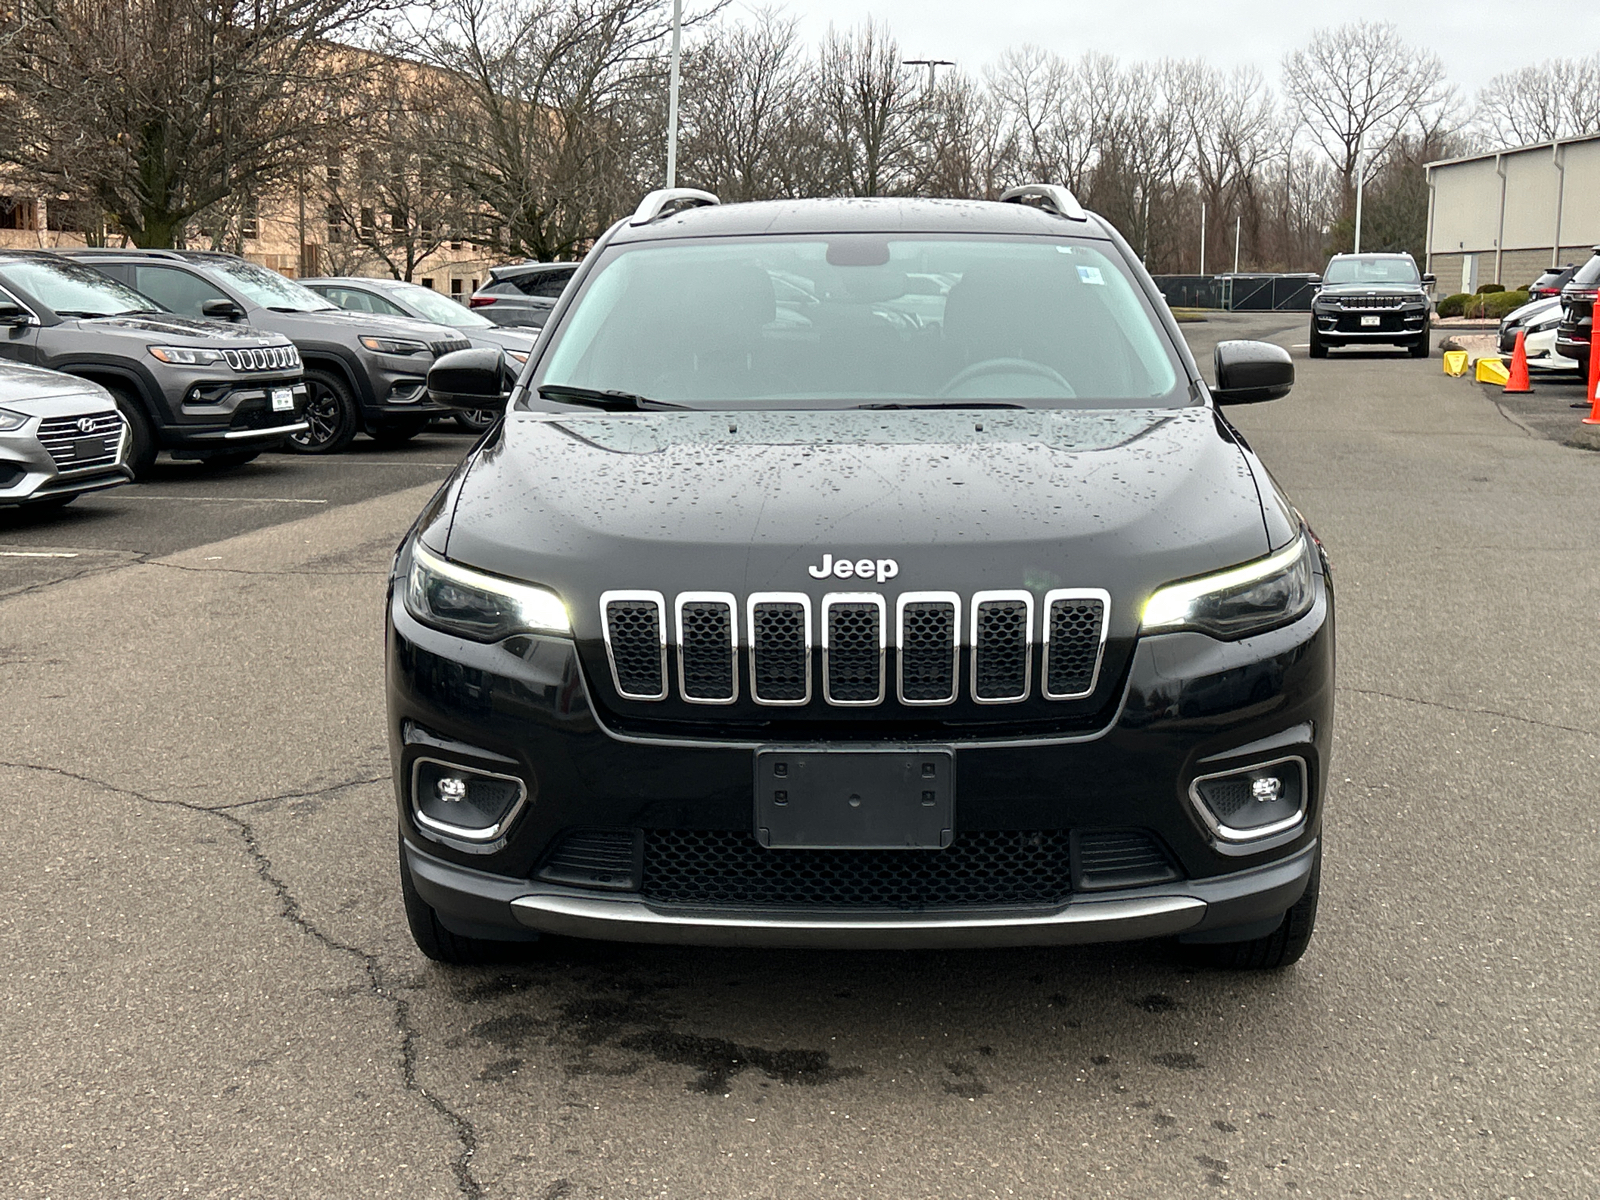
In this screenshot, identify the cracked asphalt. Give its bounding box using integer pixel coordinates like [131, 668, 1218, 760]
[3, 318, 1597, 1198]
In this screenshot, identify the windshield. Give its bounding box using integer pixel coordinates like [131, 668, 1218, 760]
[1571, 255, 1600, 287]
[0, 258, 156, 317]
[209, 259, 338, 311]
[391, 283, 492, 328]
[535, 236, 1182, 409]
[1322, 256, 1420, 285]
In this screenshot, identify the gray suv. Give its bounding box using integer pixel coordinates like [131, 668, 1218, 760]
[67, 251, 471, 453]
[468, 262, 578, 329]
[0, 251, 306, 476]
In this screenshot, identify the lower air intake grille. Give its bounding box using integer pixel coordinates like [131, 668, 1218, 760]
[824, 600, 882, 703]
[641, 829, 1071, 909]
[678, 599, 735, 702]
[751, 600, 809, 703]
[1045, 595, 1106, 698]
[604, 596, 665, 700]
[973, 596, 1030, 702]
[537, 829, 638, 890]
[899, 599, 957, 702]
[1073, 831, 1180, 891]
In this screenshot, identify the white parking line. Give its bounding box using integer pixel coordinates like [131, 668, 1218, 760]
[0, 550, 80, 558]
[1292, 343, 1311, 348]
[113, 496, 329, 504]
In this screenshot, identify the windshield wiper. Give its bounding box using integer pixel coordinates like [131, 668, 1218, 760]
[855, 401, 1027, 410]
[538, 384, 689, 412]
[55, 309, 124, 318]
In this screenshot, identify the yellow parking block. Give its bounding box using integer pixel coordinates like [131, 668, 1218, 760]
[1475, 356, 1509, 385]
[1442, 349, 1469, 376]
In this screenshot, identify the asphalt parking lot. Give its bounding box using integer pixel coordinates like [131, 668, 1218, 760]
[3, 315, 1598, 1198]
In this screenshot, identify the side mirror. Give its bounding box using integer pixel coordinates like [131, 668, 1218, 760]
[1213, 340, 1293, 405]
[0, 300, 29, 326]
[428, 346, 508, 412]
[201, 298, 244, 320]
[1422, 273, 1437, 287]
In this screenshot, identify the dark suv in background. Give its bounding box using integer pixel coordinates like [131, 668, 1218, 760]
[67, 250, 471, 453]
[1527, 263, 1580, 300]
[468, 262, 578, 329]
[0, 251, 305, 475]
[1308, 252, 1434, 359]
[1555, 247, 1598, 378]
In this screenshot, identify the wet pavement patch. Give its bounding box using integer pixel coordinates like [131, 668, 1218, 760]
[1150, 1052, 1203, 1070]
[619, 1029, 857, 1094]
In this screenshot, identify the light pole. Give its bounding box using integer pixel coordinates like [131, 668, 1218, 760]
[665, 0, 683, 187]
[1199, 201, 1206, 275]
[1352, 138, 1365, 255]
[903, 58, 955, 95]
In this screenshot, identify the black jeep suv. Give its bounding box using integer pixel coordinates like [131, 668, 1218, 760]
[0, 251, 305, 475]
[1555, 247, 1599, 378]
[1309, 252, 1434, 358]
[391, 186, 1333, 971]
[67, 250, 470, 452]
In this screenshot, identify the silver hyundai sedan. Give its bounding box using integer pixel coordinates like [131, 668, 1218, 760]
[0, 361, 132, 510]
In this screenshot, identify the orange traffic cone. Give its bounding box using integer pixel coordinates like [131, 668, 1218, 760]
[1584, 339, 1600, 425]
[1503, 329, 1533, 394]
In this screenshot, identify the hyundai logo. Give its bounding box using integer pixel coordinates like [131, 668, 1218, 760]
[76, 417, 97, 434]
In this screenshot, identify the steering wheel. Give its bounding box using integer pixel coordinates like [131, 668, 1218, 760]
[939, 357, 1076, 398]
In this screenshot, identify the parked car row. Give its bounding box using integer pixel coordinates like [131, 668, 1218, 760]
[0, 248, 553, 507]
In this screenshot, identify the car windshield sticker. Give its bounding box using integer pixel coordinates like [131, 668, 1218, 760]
[1077, 265, 1105, 286]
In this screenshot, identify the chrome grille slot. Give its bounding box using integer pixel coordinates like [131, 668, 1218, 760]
[1042, 589, 1109, 700]
[1338, 295, 1405, 309]
[430, 338, 473, 357]
[897, 592, 959, 705]
[971, 591, 1032, 703]
[676, 593, 736, 704]
[601, 590, 667, 701]
[822, 594, 885, 706]
[748, 594, 811, 705]
[36, 412, 125, 471]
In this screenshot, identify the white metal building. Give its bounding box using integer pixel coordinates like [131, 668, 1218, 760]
[1426, 133, 1600, 293]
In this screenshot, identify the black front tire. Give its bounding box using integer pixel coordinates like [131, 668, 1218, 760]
[108, 386, 158, 478]
[1308, 331, 1329, 359]
[1409, 328, 1431, 358]
[287, 369, 359, 454]
[1182, 848, 1321, 970]
[399, 839, 515, 965]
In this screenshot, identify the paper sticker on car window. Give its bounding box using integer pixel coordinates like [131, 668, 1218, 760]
[1077, 265, 1105, 286]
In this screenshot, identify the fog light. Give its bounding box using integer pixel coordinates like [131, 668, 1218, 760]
[411, 757, 528, 843]
[1189, 756, 1307, 842]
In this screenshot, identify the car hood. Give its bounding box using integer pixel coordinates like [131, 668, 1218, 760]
[1504, 296, 1561, 326]
[73, 313, 290, 346]
[464, 327, 539, 354]
[440, 406, 1276, 641]
[1316, 282, 1425, 298]
[0, 360, 114, 412]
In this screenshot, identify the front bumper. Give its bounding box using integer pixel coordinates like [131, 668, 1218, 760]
[1, 411, 132, 506]
[1313, 306, 1428, 342]
[388, 572, 1334, 948]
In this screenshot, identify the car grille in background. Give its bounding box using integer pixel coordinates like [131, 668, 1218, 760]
[972, 593, 1032, 703]
[641, 829, 1073, 909]
[824, 597, 884, 704]
[1337, 295, 1406, 310]
[223, 344, 298, 371]
[602, 588, 1109, 707]
[677, 595, 736, 703]
[602, 592, 666, 700]
[898, 595, 958, 703]
[36, 412, 125, 471]
[430, 338, 473, 357]
[1044, 592, 1108, 699]
[1073, 831, 1180, 891]
[749, 597, 810, 704]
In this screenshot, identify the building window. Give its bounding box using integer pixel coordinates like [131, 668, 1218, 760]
[326, 204, 342, 245]
[450, 278, 462, 296]
[0, 197, 39, 230]
[360, 207, 375, 237]
[241, 196, 259, 241]
[326, 149, 342, 191]
[420, 277, 434, 290]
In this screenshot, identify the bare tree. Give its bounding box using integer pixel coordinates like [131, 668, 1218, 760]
[987, 47, 1100, 191]
[1475, 55, 1600, 146]
[816, 21, 923, 196]
[0, 0, 384, 248]
[913, 71, 1009, 201]
[677, 9, 821, 200]
[1282, 21, 1452, 211]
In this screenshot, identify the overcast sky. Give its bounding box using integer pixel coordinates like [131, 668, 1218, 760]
[783, 0, 1600, 94]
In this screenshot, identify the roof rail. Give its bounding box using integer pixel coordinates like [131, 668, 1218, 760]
[630, 188, 720, 227]
[999, 183, 1089, 222]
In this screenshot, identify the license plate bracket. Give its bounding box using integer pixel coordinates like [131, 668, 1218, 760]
[271, 387, 295, 413]
[71, 437, 106, 460]
[754, 748, 954, 849]
[1360, 314, 1381, 327]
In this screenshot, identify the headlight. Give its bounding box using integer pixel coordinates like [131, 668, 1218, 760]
[1530, 318, 1560, 334]
[403, 541, 570, 640]
[1141, 534, 1316, 639]
[505, 349, 529, 364]
[149, 346, 226, 365]
[0, 407, 28, 431]
[360, 335, 429, 355]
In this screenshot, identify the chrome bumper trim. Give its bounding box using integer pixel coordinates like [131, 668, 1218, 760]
[224, 421, 308, 440]
[508, 890, 1205, 949]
